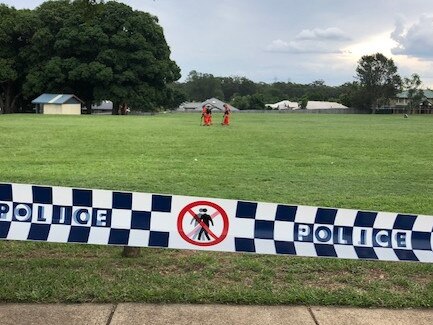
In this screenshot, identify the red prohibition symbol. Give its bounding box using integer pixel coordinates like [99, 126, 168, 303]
[177, 201, 229, 247]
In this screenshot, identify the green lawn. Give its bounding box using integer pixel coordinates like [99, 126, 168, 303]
[0, 113, 433, 307]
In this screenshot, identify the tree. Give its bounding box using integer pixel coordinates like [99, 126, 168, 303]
[356, 53, 402, 113]
[96, 2, 181, 113]
[403, 74, 424, 114]
[248, 93, 265, 110]
[231, 94, 249, 110]
[183, 71, 224, 101]
[338, 82, 370, 110]
[299, 95, 308, 109]
[230, 94, 264, 110]
[236, 77, 257, 97]
[163, 83, 188, 110]
[219, 76, 256, 102]
[0, 5, 37, 114]
[23, 0, 180, 114]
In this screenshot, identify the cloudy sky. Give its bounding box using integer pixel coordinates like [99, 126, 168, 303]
[3, 0, 433, 86]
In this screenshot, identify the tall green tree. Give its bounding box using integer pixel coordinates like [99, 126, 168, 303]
[0, 5, 37, 114]
[403, 74, 424, 114]
[95, 1, 181, 113]
[231, 95, 249, 110]
[183, 71, 224, 101]
[23, 0, 180, 114]
[338, 82, 370, 110]
[299, 95, 308, 109]
[356, 53, 402, 113]
[231, 93, 265, 110]
[163, 83, 188, 110]
[219, 76, 256, 102]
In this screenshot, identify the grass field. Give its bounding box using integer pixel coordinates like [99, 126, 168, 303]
[0, 113, 432, 307]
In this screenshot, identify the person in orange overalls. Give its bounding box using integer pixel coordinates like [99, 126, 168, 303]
[201, 105, 207, 126]
[222, 104, 231, 126]
[207, 107, 213, 125]
[202, 105, 211, 126]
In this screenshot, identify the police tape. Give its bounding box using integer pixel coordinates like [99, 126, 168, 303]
[0, 182, 432, 263]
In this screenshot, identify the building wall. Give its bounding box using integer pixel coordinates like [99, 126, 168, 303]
[43, 104, 81, 115]
[61, 104, 81, 115]
[389, 98, 407, 107]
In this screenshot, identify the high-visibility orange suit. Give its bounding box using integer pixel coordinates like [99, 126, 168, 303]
[207, 108, 213, 125]
[202, 106, 210, 126]
[222, 104, 231, 126]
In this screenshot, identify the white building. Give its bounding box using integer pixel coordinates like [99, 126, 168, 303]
[32, 94, 83, 115]
[92, 100, 113, 114]
[178, 98, 238, 111]
[266, 99, 348, 110]
[265, 100, 299, 110]
[304, 101, 348, 110]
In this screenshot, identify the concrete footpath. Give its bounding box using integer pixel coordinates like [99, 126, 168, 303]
[0, 304, 433, 325]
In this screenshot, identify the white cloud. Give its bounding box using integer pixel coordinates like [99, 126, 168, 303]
[266, 39, 290, 51]
[265, 41, 337, 55]
[296, 27, 351, 41]
[390, 15, 406, 43]
[391, 15, 433, 59]
[266, 39, 344, 54]
[266, 26, 350, 54]
[342, 32, 396, 58]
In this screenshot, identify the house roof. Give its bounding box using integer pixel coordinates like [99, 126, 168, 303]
[179, 102, 202, 110]
[397, 89, 433, 99]
[178, 98, 238, 111]
[92, 100, 113, 111]
[31, 94, 83, 105]
[303, 101, 348, 109]
[266, 100, 347, 110]
[266, 100, 299, 110]
[202, 98, 239, 111]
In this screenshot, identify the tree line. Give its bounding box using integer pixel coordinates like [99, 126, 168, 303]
[0, 1, 425, 114]
[173, 54, 425, 112]
[172, 72, 344, 110]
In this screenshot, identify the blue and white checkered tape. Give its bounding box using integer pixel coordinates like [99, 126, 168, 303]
[0, 183, 432, 263]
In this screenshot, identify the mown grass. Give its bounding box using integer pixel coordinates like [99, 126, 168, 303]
[0, 113, 432, 307]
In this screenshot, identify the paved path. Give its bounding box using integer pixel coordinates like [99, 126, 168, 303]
[0, 304, 432, 325]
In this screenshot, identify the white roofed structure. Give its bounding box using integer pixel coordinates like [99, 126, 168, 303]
[178, 98, 238, 111]
[178, 102, 202, 111]
[304, 101, 348, 110]
[266, 100, 299, 110]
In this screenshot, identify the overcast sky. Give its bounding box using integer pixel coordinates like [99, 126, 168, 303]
[3, 0, 433, 86]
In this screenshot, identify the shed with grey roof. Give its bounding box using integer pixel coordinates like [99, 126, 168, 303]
[178, 98, 238, 112]
[32, 94, 83, 115]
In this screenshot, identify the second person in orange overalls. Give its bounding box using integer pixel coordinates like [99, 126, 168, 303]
[222, 104, 231, 126]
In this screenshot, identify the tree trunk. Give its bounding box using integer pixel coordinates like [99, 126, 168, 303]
[371, 98, 378, 114]
[86, 101, 92, 115]
[112, 101, 119, 115]
[119, 103, 128, 115]
[122, 247, 141, 258]
[11, 93, 21, 113]
[1, 83, 16, 114]
[0, 93, 4, 114]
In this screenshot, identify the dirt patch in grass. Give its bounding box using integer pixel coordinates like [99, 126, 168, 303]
[366, 268, 389, 281]
[412, 275, 433, 286]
